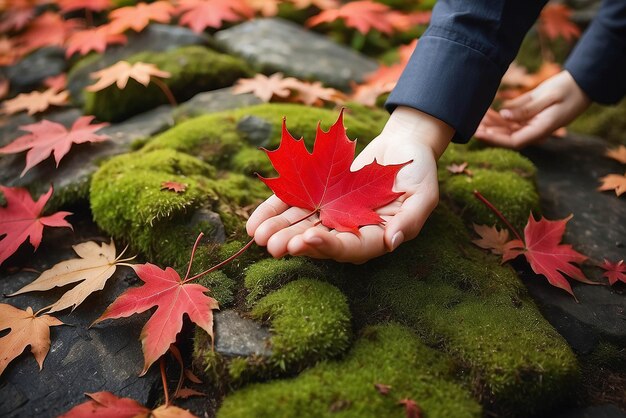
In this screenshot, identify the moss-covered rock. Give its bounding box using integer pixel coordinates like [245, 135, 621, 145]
[217, 324, 482, 418]
[83, 46, 252, 121]
[570, 100, 626, 145]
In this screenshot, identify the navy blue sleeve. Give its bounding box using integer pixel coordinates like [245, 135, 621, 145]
[385, 0, 547, 143]
[565, 0, 626, 104]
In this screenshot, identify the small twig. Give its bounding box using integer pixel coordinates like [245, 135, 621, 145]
[160, 357, 170, 407]
[151, 77, 177, 107]
[184, 233, 204, 280]
[473, 190, 523, 242]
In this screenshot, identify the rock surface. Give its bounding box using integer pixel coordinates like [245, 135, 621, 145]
[214, 18, 378, 89]
[213, 310, 272, 358]
[236, 115, 273, 148]
[1, 47, 67, 94]
[173, 87, 262, 121]
[521, 134, 626, 354]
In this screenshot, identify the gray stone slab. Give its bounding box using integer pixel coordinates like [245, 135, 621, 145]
[214, 18, 378, 90]
[1, 47, 67, 94]
[173, 87, 262, 121]
[213, 310, 272, 358]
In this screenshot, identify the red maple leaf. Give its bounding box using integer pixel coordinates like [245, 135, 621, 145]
[161, 181, 187, 193]
[398, 398, 421, 418]
[259, 109, 408, 233]
[0, 116, 109, 177]
[108, 1, 174, 34]
[65, 25, 127, 57]
[600, 259, 626, 285]
[0, 186, 72, 266]
[0, 8, 34, 33]
[539, 4, 580, 42]
[14, 12, 79, 54]
[306, 1, 395, 35]
[58, 0, 112, 13]
[502, 214, 595, 297]
[176, 0, 253, 33]
[93, 261, 219, 375]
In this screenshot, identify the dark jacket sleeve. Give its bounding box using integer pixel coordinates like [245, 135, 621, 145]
[564, 0, 626, 104]
[385, 0, 547, 143]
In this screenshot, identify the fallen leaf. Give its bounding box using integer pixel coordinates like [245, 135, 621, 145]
[306, 0, 395, 34]
[0, 7, 34, 33]
[58, 392, 150, 418]
[184, 368, 203, 383]
[605, 145, 626, 164]
[108, 1, 174, 34]
[93, 260, 219, 375]
[289, 0, 338, 9]
[43, 73, 67, 92]
[0, 186, 72, 266]
[600, 259, 626, 285]
[285, 79, 344, 106]
[86, 60, 171, 92]
[472, 224, 510, 255]
[0, 36, 22, 65]
[539, 4, 580, 42]
[232, 73, 296, 102]
[14, 12, 78, 54]
[161, 181, 187, 193]
[1, 88, 69, 115]
[58, 0, 112, 13]
[502, 214, 595, 297]
[374, 383, 391, 395]
[446, 162, 472, 176]
[0, 116, 109, 176]
[398, 398, 421, 418]
[65, 25, 127, 57]
[175, 388, 206, 399]
[0, 304, 64, 376]
[349, 82, 394, 107]
[598, 173, 626, 197]
[260, 109, 408, 233]
[10, 240, 134, 313]
[176, 0, 253, 33]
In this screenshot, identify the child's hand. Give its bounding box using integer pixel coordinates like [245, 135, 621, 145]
[246, 106, 453, 263]
[475, 70, 590, 149]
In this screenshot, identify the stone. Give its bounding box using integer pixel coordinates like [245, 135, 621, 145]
[213, 310, 272, 358]
[1, 47, 67, 93]
[214, 18, 379, 90]
[173, 87, 262, 121]
[67, 24, 209, 103]
[0, 219, 160, 418]
[521, 133, 626, 354]
[555, 404, 626, 418]
[188, 208, 226, 245]
[236, 115, 273, 148]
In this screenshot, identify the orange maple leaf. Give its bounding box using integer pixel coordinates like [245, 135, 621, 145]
[539, 4, 580, 42]
[233, 73, 297, 102]
[58, 0, 112, 13]
[289, 0, 338, 9]
[2, 88, 69, 115]
[0, 7, 34, 33]
[161, 181, 187, 193]
[108, 1, 174, 34]
[14, 12, 79, 54]
[285, 79, 344, 106]
[176, 0, 253, 33]
[605, 145, 626, 165]
[598, 173, 626, 197]
[472, 224, 510, 255]
[65, 25, 126, 57]
[306, 0, 396, 35]
[86, 61, 171, 92]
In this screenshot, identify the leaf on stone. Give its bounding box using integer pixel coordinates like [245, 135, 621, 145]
[605, 145, 626, 165]
[0, 116, 109, 176]
[374, 383, 391, 395]
[14, 12, 78, 54]
[597, 173, 626, 197]
[161, 181, 187, 193]
[108, 1, 174, 34]
[1, 88, 69, 115]
[398, 398, 421, 418]
[176, 0, 253, 33]
[502, 214, 595, 298]
[306, 0, 396, 35]
[10, 240, 134, 313]
[0, 304, 64, 376]
[93, 261, 219, 375]
[0, 186, 72, 266]
[539, 4, 580, 42]
[65, 25, 127, 57]
[43, 73, 67, 92]
[600, 259, 626, 285]
[472, 224, 510, 255]
[175, 387, 206, 399]
[260, 109, 409, 233]
[285, 79, 344, 106]
[86, 60, 171, 92]
[233, 73, 297, 102]
[58, 0, 112, 13]
[58, 391, 147, 418]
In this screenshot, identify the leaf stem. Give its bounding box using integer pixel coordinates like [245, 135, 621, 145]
[151, 77, 177, 107]
[473, 190, 524, 242]
[184, 233, 204, 281]
[169, 344, 185, 400]
[160, 357, 170, 406]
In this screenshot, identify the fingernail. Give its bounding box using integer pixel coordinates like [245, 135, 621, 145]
[500, 109, 513, 120]
[390, 231, 404, 251]
[305, 236, 323, 246]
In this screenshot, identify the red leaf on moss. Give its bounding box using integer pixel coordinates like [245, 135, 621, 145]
[600, 259, 626, 285]
[161, 181, 187, 193]
[398, 398, 421, 418]
[374, 383, 391, 395]
[259, 109, 409, 233]
[472, 224, 510, 255]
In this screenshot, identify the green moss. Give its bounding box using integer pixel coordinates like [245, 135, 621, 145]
[217, 324, 481, 418]
[570, 100, 626, 145]
[231, 146, 274, 176]
[244, 258, 323, 306]
[352, 205, 579, 416]
[195, 271, 236, 307]
[83, 46, 252, 121]
[440, 144, 537, 177]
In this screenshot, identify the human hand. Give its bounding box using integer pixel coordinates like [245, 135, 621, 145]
[246, 106, 453, 263]
[475, 70, 590, 149]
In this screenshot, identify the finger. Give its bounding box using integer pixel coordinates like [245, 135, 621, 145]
[384, 189, 438, 251]
[265, 213, 324, 258]
[284, 234, 330, 259]
[253, 206, 317, 247]
[246, 195, 289, 236]
[301, 226, 386, 264]
[509, 119, 554, 147]
[475, 129, 517, 148]
[500, 93, 559, 122]
[501, 92, 532, 109]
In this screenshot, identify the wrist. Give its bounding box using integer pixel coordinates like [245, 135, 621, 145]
[384, 106, 454, 159]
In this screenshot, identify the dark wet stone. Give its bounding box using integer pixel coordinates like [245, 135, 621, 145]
[173, 87, 262, 121]
[188, 209, 226, 245]
[68, 24, 209, 103]
[0, 219, 160, 418]
[521, 134, 626, 354]
[1, 47, 67, 93]
[213, 310, 272, 358]
[214, 18, 378, 90]
[237, 115, 273, 148]
[554, 404, 626, 418]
